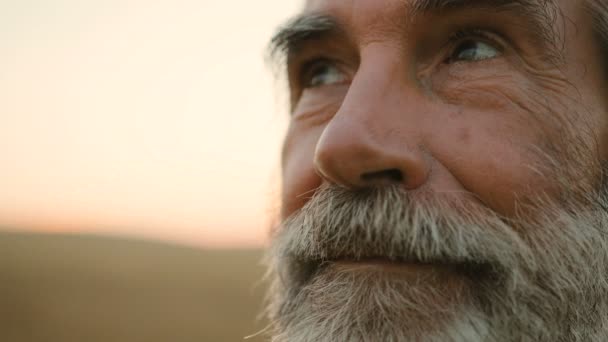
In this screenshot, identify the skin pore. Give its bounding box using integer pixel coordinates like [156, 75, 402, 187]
[266, 0, 608, 341]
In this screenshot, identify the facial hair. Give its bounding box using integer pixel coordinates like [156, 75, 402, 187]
[266, 184, 608, 342]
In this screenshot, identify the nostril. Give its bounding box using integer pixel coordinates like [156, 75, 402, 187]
[361, 169, 404, 184]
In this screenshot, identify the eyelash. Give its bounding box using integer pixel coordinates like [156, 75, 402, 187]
[445, 28, 505, 56]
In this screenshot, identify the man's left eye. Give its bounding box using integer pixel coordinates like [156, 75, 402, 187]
[449, 40, 501, 63]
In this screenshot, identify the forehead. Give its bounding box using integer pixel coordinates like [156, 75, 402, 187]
[297, 0, 586, 53]
[305, 0, 407, 14]
[303, 0, 408, 33]
[302, 0, 578, 20]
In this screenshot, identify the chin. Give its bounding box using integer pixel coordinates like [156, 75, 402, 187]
[268, 262, 492, 342]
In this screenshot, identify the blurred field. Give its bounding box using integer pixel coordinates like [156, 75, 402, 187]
[0, 231, 267, 342]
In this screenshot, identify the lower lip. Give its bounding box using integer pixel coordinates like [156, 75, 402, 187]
[333, 259, 439, 272]
[331, 259, 488, 280]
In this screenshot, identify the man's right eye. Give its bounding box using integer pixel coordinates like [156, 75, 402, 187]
[301, 59, 348, 88]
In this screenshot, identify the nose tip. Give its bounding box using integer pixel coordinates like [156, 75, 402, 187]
[313, 125, 429, 190]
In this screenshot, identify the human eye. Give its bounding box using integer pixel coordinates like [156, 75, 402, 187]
[300, 58, 348, 88]
[445, 29, 503, 63]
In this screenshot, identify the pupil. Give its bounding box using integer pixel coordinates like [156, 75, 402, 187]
[316, 65, 329, 76]
[458, 41, 478, 59]
[311, 65, 332, 86]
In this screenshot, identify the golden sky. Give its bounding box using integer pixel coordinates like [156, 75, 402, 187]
[0, 1, 300, 247]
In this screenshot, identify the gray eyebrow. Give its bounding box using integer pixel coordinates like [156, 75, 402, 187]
[267, 13, 341, 65]
[267, 0, 561, 68]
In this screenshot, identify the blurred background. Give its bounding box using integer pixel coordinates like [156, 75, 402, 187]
[0, 0, 300, 340]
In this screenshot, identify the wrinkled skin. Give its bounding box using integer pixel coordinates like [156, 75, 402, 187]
[281, 0, 607, 219]
[268, 0, 608, 341]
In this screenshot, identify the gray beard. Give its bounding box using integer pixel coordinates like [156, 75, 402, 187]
[266, 184, 608, 342]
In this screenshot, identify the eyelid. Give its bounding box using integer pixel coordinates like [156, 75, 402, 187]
[446, 28, 507, 53]
[299, 57, 331, 84]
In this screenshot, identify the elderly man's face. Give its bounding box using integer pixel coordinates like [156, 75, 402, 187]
[268, 0, 608, 341]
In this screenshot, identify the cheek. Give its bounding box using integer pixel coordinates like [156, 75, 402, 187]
[281, 123, 325, 219]
[428, 79, 562, 215]
[430, 114, 541, 215]
[281, 87, 346, 218]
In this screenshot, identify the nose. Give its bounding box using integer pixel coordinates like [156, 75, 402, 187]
[314, 56, 430, 190]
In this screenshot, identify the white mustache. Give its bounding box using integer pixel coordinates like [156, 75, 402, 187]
[273, 184, 539, 287]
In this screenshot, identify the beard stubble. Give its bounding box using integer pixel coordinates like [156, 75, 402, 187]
[266, 184, 608, 342]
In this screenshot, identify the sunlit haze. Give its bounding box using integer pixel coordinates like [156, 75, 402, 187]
[0, 0, 301, 247]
